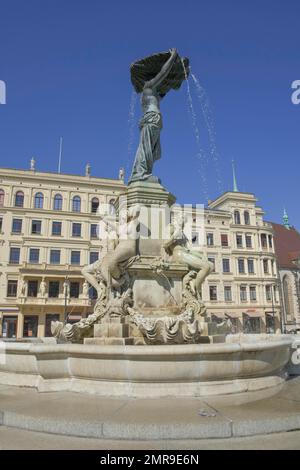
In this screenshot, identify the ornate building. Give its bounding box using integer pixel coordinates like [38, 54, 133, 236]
[272, 211, 300, 332]
[203, 190, 280, 333]
[0, 164, 126, 338]
[0, 163, 281, 338]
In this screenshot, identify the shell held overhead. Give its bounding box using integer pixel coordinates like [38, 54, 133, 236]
[130, 50, 190, 98]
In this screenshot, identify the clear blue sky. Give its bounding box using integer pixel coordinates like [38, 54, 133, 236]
[0, 0, 299, 227]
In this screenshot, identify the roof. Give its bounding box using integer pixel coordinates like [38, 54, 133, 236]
[272, 222, 300, 269]
[0, 167, 126, 189]
[208, 191, 258, 210]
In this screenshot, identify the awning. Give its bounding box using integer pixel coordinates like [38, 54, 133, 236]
[243, 311, 263, 318]
[225, 312, 242, 319]
[211, 313, 225, 319]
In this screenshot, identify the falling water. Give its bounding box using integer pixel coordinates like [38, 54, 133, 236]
[191, 73, 223, 193]
[125, 90, 138, 177]
[181, 60, 209, 203]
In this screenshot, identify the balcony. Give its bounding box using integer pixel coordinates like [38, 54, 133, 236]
[16, 294, 91, 307]
[20, 262, 83, 275]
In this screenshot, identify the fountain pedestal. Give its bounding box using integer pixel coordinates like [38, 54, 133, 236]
[84, 318, 134, 346]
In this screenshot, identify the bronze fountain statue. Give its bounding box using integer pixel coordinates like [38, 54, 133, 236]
[129, 48, 189, 183]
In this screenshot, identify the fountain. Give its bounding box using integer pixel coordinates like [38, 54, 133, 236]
[0, 49, 293, 398]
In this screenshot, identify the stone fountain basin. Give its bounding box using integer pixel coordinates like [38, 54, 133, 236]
[0, 335, 292, 398]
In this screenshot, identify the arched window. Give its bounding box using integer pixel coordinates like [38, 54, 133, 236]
[53, 194, 63, 211]
[244, 211, 250, 225]
[283, 275, 294, 319]
[108, 199, 116, 215]
[0, 189, 4, 207]
[91, 197, 99, 213]
[234, 210, 241, 225]
[15, 191, 24, 207]
[72, 196, 81, 212]
[34, 192, 44, 209]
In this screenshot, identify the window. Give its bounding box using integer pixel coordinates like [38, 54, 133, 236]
[248, 259, 255, 274]
[12, 218, 22, 234]
[34, 192, 44, 209]
[221, 234, 228, 247]
[266, 285, 272, 301]
[91, 197, 99, 213]
[7, 280, 18, 297]
[53, 194, 63, 211]
[72, 223, 81, 237]
[31, 220, 41, 234]
[250, 285, 257, 301]
[236, 234, 243, 248]
[29, 248, 39, 264]
[191, 232, 199, 245]
[224, 286, 232, 302]
[90, 224, 98, 238]
[209, 285, 217, 301]
[238, 258, 245, 274]
[89, 286, 98, 300]
[0, 189, 4, 207]
[23, 316, 38, 338]
[234, 210, 241, 225]
[15, 191, 24, 207]
[52, 221, 62, 236]
[72, 196, 81, 212]
[245, 235, 252, 248]
[2, 316, 17, 338]
[208, 257, 215, 272]
[49, 281, 60, 298]
[0, 217, 2, 232]
[261, 233, 268, 249]
[90, 251, 99, 264]
[28, 280, 38, 297]
[263, 259, 269, 274]
[70, 282, 80, 298]
[268, 235, 273, 249]
[45, 314, 60, 337]
[9, 247, 20, 264]
[244, 211, 250, 225]
[71, 250, 81, 265]
[50, 249, 60, 264]
[206, 233, 214, 246]
[240, 285, 247, 302]
[222, 258, 230, 273]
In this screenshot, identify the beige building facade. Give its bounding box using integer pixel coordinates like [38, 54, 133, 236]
[0, 166, 281, 338]
[202, 192, 281, 333]
[0, 166, 126, 339]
